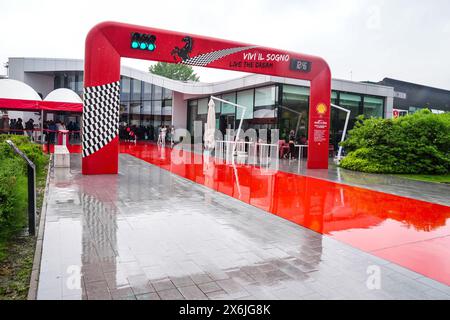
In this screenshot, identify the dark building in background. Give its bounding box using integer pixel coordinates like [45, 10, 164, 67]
[376, 78, 450, 114]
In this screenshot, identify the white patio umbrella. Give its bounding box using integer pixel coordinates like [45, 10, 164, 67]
[204, 98, 216, 150]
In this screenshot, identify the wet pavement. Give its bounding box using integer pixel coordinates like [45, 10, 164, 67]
[122, 143, 450, 286]
[37, 146, 450, 300]
[44, 142, 450, 206]
[279, 159, 450, 207]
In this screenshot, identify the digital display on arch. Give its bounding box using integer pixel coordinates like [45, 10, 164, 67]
[290, 58, 312, 72]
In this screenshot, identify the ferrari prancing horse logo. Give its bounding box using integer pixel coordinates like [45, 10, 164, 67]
[171, 36, 194, 62]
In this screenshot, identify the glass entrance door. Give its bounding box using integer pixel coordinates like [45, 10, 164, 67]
[219, 114, 235, 140]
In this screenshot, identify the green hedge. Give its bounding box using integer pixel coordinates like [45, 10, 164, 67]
[340, 109, 450, 174]
[0, 135, 49, 238]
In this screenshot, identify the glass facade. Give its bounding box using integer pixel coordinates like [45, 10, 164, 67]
[51, 71, 385, 149]
[53, 73, 173, 141]
[54, 72, 84, 97]
[330, 92, 385, 149]
[364, 96, 384, 118]
[236, 89, 254, 120]
[187, 84, 385, 151]
[50, 72, 84, 133]
[279, 85, 309, 141]
[118, 76, 173, 141]
[187, 85, 279, 139]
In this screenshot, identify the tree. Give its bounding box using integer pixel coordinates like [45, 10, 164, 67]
[149, 62, 200, 82]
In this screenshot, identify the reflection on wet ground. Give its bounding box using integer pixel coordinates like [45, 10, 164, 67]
[121, 143, 450, 287]
[37, 145, 450, 300]
[43, 142, 450, 206]
[280, 159, 450, 207]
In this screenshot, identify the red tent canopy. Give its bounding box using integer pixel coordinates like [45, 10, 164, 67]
[0, 98, 82, 113]
[40, 100, 83, 112]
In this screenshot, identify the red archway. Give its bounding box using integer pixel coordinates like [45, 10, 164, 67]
[82, 21, 331, 175]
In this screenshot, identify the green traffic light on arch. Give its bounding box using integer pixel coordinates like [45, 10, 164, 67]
[131, 32, 156, 52]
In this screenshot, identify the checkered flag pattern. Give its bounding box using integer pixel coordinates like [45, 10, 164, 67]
[182, 46, 259, 67]
[82, 81, 120, 158]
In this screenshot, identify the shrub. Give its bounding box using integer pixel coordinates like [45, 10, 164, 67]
[340, 110, 450, 174]
[0, 134, 30, 145]
[0, 159, 21, 226]
[0, 135, 49, 235]
[0, 135, 49, 174]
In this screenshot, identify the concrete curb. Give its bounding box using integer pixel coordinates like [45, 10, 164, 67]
[27, 155, 52, 300]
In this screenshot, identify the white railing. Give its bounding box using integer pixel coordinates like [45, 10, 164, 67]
[256, 143, 279, 168]
[214, 140, 279, 168]
[210, 96, 247, 157]
[214, 140, 235, 163]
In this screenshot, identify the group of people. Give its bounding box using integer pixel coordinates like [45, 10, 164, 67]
[43, 120, 60, 144]
[43, 120, 80, 144]
[5, 118, 24, 134]
[0, 117, 81, 144]
[66, 121, 80, 141]
[119, 123, 176, 146]
[0, 118, 36, 139]
[157, 125, 175, 147]
[119, 124, 153, 141]
[279, 129, 308, 159]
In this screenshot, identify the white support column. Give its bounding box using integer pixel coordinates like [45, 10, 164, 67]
[171, 91, 187, 129]
[331, 103, 351, 162]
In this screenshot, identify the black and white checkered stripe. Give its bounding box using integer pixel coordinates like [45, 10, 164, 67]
[82, 81, 120, 158]
[182, 46, 258, 67]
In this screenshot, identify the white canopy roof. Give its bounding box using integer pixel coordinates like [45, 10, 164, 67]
[44, 88, 82, 103]
[0, 79, 42, 101]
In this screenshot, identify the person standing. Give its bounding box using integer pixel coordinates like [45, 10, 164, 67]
[157, 125, 162, 145]
[10, 119, 16, 134]
[73, 122, 80, 142]
[288, 129, 296, 159]
[25, 118, 34, 141]
[1, 115, 9, 135]
[170, 126, 175, 147]
[56, 121, 66, 131]
[48, 121, 57, 144]
[16, 118, 24, 135]
[56, 121, 67, 144]
[161, 125, 167, 147]
[43, 121, 48, 143]
[67, 121, 73, 142]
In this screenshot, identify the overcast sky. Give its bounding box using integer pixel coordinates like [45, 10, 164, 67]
[1, 0, 449, 89]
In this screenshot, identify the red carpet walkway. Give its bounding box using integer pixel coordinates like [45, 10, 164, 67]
[120, 142, 450, 286]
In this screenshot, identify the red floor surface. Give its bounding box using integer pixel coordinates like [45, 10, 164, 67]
[120, 142, 450, 285]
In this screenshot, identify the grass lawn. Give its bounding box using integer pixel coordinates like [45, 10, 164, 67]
[0, 235, 35, 299]
[0, 153, 48, 300]
[397, 174, 450, 184]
